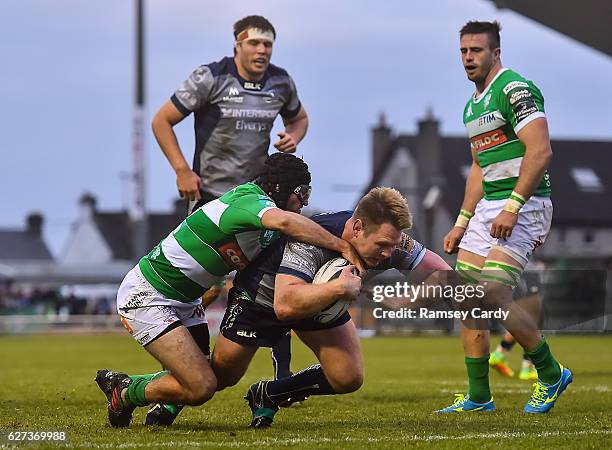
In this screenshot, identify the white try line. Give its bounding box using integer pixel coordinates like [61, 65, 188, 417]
[63, 429, 612, 449]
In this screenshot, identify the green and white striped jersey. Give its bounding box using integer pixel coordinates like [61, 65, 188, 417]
[463, 68, 551, 200]
[139, 183, 279, 302]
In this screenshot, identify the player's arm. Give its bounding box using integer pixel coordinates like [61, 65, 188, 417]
[409, 250, 452, 283]
[261, 208, 365, 274]
[490, 118, 552, 239]
[490, 80, 551, 239]
[275, 75, 308, 153]
[275, 105, 309, 153]
[460, 152, 484, 213]
[153, 65, 214, 202]
[443, 150, 483, 253]
[511, 118, 552, 200]
[274, 268, 360, 321]
[151, 100, 201, 201]
[374, 238, 452, 309]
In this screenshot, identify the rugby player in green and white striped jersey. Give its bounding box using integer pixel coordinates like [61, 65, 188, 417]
[95, 153, 364, 428]
[438, 21, 571, 415]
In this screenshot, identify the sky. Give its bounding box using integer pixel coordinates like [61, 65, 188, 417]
[1, 0, 611, 256]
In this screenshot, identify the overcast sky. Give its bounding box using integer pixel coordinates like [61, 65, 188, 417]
[1, 0, 611, 256]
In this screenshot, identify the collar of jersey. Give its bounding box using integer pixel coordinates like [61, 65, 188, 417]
[472, 67, 508, 104]
[229, 57, 270, 90]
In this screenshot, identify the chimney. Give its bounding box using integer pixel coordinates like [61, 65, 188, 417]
[79, 192, 97, 219]
[26, 213, 43, 236]
[416, 108, 443, 188]
[371, 112, 392, 176]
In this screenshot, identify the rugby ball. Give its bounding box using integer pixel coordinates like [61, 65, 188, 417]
[312, 258, 352, 324]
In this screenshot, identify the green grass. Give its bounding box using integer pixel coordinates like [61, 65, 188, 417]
[1, 334, 611, 449]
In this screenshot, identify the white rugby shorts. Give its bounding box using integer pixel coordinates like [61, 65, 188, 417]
[459, 196, 552, 267]
[116, 266, 206, 346]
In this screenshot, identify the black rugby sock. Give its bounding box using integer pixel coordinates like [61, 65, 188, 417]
[265, 364, 336, 404]
[500, 338, 515, 351]
[271, 333, 293, 380]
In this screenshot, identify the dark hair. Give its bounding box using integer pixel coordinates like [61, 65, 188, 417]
[233, 15, 276, 40]
[255, 153, 310, 208]
[460, 21, 501, 49]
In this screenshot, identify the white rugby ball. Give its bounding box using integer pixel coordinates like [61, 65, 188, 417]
[312, 257, 352, 324]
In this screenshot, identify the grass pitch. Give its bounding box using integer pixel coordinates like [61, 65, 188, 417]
[1, 333, 611, 449]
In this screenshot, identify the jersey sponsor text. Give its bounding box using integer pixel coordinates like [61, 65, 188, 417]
[470, 129, 508, 152]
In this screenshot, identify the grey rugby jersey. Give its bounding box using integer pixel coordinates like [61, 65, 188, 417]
[171, 57, 302, 197]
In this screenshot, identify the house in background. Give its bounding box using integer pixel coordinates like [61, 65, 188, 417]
[1, 195, 187, 293]
[58, 193, 186, 284]
[0, 213, 55, 286]
[366, 112, 612, 264]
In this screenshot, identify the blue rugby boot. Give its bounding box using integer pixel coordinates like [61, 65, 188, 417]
[435, 394, 496, 413]
[524, 365, 573, 414]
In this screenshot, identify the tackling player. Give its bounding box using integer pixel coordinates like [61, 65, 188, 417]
[94, 154, 363, 427]
[439, 21, 571, 414]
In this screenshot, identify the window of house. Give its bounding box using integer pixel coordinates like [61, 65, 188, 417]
[571, 168, 603, 192]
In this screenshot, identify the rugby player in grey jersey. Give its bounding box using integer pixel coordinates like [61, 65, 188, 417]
[151, 15, 308, 209]
[209, 188, 451, 428]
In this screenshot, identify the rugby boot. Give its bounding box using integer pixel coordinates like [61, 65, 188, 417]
[489, 350, 515, 378]
[435, 394, 496, 413]
[519, 365, 538, 381]
[245, 381, 279, 428]
[145, 403, 184, 426]
[95, 369, 136, 428]
[524, 365, 573, 413]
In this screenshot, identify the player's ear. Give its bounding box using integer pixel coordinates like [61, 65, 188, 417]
[353, 219, 363, 237]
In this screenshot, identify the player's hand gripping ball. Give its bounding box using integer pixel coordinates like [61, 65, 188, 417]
[312, 258, 357, 323]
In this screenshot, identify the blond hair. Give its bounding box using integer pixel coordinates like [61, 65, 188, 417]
[353, 187, 412, 233]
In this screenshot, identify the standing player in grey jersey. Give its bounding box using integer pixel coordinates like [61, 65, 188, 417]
[151, 15, 308, 210]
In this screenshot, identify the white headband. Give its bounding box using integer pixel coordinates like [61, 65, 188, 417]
[235, 28, 275, 44]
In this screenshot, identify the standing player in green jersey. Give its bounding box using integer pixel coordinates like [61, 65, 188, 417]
[95, 154, 363, 428]
[438, 21, 571, 414]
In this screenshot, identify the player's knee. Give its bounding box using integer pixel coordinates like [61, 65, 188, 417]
[215, 373, 240, 391]
[211, 356, 243, 391]
[184, 377, 217, 406]
[329, 368, 363, 394]
[481, 281, 512, 308]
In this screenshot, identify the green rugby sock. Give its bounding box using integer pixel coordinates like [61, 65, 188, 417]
[465, 355, 491, 404]
[525, 338, 561, 385]
[163, 404, 183, 415]
[129, 370, 168, 383]
[125, 371, 169, 407]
